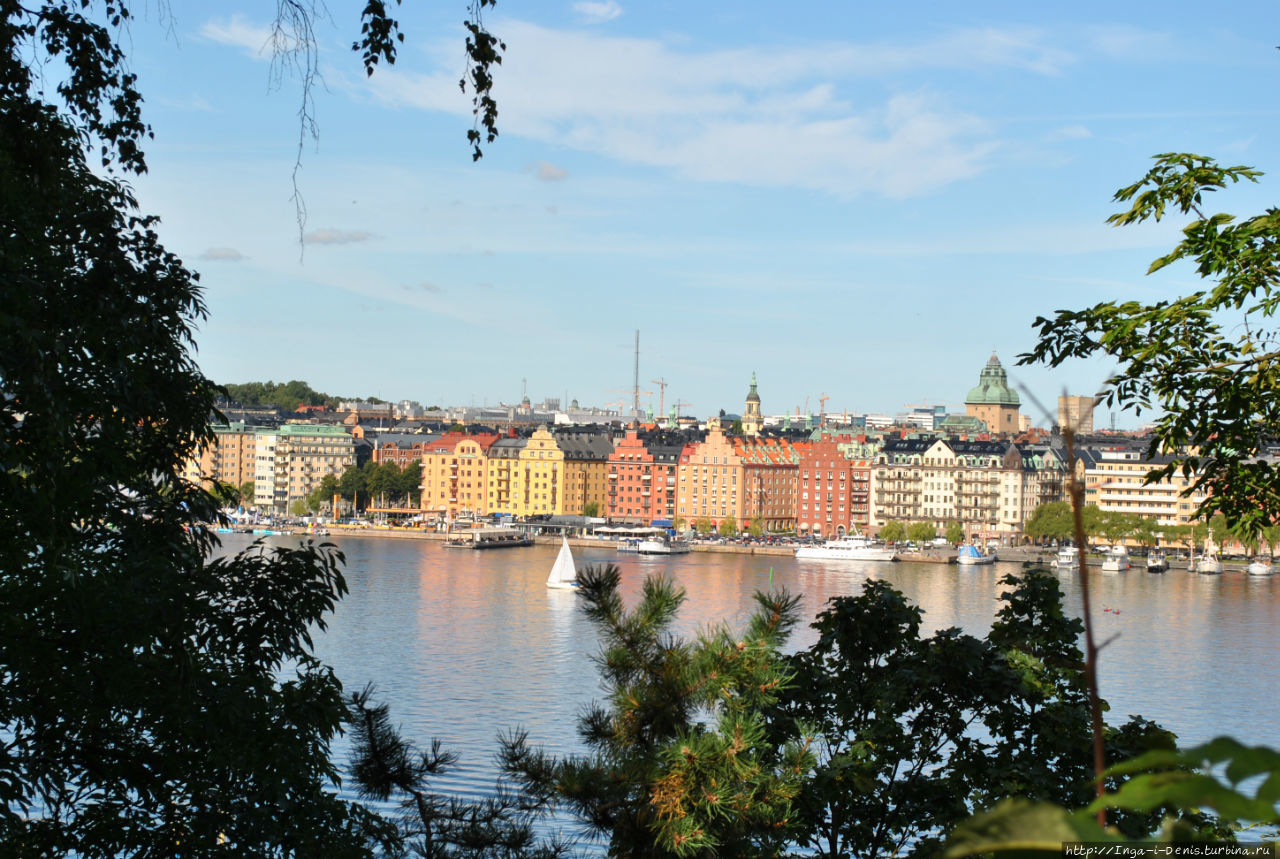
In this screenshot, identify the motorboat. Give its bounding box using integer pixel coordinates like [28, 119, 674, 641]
[1145, 551, 1169, 573]
[956, 543, 995, 565]
[1246, 557, 1273, 577]
[796, 535, 897, 562]
[1101, 546, 1131, 572]
[546, 536, 580, 590]
[1051, 546, 1079, 570]
[636, 535, 691, 555]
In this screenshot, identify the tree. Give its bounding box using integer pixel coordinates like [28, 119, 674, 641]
[718, 515, 739, 537]
[945, 521, 966, 545]
[502, 566, 814, 857]
[1021, 154, 1280, 540]
[879, 521, 907, 543]
[673, 515, 686, 530]
[239, 479, 256, 506]
[769, 581, 995, 858]
[0, 7, 395, 853]
[694, 517, 715, 535]
[1024, 501, 1074, 544]
[582, 500, 601, 517]
[748, 515, 766, 537]
[907, 520, 937, 544]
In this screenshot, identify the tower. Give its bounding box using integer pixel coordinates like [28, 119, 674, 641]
[964, 353, 1021, 434]
[742, 372, 762, 436]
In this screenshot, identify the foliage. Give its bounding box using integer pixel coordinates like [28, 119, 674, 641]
[335, 461, 420, 511]
[673, 515, 686, 530]
[223, 379, 341, 411]
[717, 515, 739, 537]
[239, 479, 256, 505]
[879, 521, 907, 543]
[747, 515, 766, 537]
[0, 8, 389, 852]
[907, 520, 937, 544]
[1024, 501, 1074, 543]
[501, 565, 815, 857]
[1020, 153, 1280, 540]
[346, 686, 567, 857]
[582, 500, 601, 517]
[768, 581, 995, 858]
[945, 521, 966, 544]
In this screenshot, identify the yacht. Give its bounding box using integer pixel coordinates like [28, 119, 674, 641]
[956, 544, 996, 565]
[1194, 552, 1222, 575]
[1101, 546, 1131, 572]
[1052, 545, 1079, 570]
[1145, 551, 1169, 573]
[1246, 557, 1273, 577]
[796, 535, 897, 562]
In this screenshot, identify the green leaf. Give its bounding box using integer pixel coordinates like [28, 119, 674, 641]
[943, 799, 1121, 858]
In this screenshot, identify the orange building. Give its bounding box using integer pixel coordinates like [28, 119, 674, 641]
[607, 430, 682, 524]
[677, 425, 744, 530]
[796, 432, 873, 536]
[734, 436, 801, 533]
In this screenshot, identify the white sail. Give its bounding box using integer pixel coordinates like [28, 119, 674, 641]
[546, 536, 580, 589]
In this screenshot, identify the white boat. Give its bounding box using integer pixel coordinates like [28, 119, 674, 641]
[1101, 546, 1130, 572]
[616, 539, 641, 553]
[636, 535, 691, 555]
[1194, 552, 1222, 575]
[1145, 551, 1169, 573]
[1246, 557, 1273, 577]
[796, 535, 897, 562]
[546, 536, 580, 589]
[1051, 546, 1079, 570]
[956, 544, 995, 565]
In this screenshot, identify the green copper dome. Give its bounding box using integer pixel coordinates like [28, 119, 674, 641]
[965, 353, 1021, 406]
[745, 371, 760, 403]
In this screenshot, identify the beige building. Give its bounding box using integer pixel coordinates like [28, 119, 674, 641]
[419, 432, 499, 521]
[253, 424, 355, 513]
[1058, 395, 1095, 435]
[677, 426, 743, 528]
[183, 421, 258, 492]
[1078, 447, 1207, 526]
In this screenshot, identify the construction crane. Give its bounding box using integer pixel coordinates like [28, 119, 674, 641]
[671, 399, 693, 418]
[650, 377, 669, 417]
[818, 393, 830, 426]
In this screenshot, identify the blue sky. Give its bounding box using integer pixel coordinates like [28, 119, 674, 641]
[125, 1, 1280, 426]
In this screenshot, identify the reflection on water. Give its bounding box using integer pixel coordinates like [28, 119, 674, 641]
[221, 534, 1280, 812]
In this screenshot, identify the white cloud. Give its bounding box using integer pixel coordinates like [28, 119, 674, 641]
[304, 229, 374, 245]
[531, 161, 570, 181]
[1048, 124, 1092, 141]
[359, 22, 1074, 197]
[573, 1, 623, 24]
[199, 247, 247, 262]
[199, 14, 303, 61]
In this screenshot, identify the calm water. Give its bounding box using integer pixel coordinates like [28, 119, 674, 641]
[222, 534, 1279, 829]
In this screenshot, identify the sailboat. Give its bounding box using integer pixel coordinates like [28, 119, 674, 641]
[546, 536, 581, 590]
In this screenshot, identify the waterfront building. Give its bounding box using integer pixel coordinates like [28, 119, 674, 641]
[741, 372, 763, 437]
[677, 426, 743, 530]
[606, 430, 681, 524]
[553, 429, 614, 516]
[419, 431, 499, 520]
[735, 436, 800, 532]
[252, 424, 355, 513]
[873, 436, 1064, 542]
[1077, 446, 1207, 526]
[964, 353, 1021, 435]
[1058, 395, 1096, 435]
[485, 435, 528, 516]
[511, 427, 568, 516]
[182, 421, 258, 493]
[796, 431, 873, 536]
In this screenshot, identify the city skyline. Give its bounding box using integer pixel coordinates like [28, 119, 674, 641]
[124, 2, 1280, 422]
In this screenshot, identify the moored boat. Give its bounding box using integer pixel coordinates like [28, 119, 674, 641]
[636, 535, 691, 555]
[956, 543, 995, 565]
[445, 527, 533, 549]
[796, 535, 897, 562]
[1051, 546, 1079, 570]
[1101, 546, 1131, 572]
[1246, 557, 1273, 577]
[1145, 551, 1169, 573]
[1194, 552, 1222, 575]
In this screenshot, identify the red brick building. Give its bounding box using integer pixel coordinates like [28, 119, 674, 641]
[796, 432, 872, 536]
[606, 430, 681, 524]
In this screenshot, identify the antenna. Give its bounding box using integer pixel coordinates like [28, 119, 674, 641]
[633, 330, 640, 418]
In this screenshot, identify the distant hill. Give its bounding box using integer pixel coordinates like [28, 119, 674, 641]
[219, 380, 385, 412]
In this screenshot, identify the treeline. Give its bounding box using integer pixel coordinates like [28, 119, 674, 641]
[297, 461, 423, 515]
[1025, 501, 1280, 550]
[220, 379, 386, 412]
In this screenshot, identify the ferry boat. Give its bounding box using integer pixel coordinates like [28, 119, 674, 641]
[636, 535, 691, 555]
[444, 527, 533, 550]
[795, 535, 897, 562]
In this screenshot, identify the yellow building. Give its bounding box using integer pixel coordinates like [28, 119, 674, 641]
[511, 427, 568, 516]
[554, 430, 614, 515]
[485, 436, 528, 516]
[419, 432, 498, 521]
[1079, 447, 1207, 526]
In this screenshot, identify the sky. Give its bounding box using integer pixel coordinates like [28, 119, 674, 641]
[120, 1, 1280, 427]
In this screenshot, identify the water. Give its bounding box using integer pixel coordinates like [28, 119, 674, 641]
[221, 534, 1279, 837]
